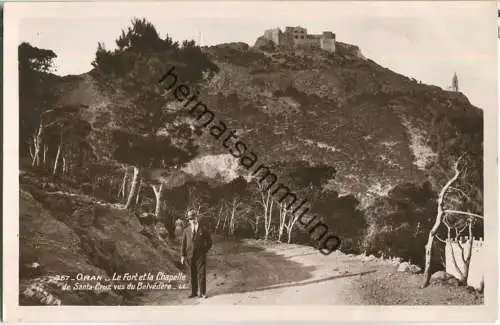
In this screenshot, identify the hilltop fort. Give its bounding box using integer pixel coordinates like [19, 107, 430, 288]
[262, 26, 336, 52]
[254, 26, 365, 59]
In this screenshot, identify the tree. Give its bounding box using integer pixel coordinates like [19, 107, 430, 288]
[258, 184, 274, 240]
[111, 130, 196, 210]
[209, 177, 251, 237]
[421, 155, 484, 287]
[19, 42, 57, 73]
[43, 105, 92, 175]
[150, 182, 163, 217]
[419, 102, 483, 286]
[117, 164, 129, 199]
[277, 203, 289, 242]
[363, 182, 434, 260]
[428, 110, 483, 216]
[285, 162, 337, 243]
[19, 42, 59, 164]
[441, 213, 481, 285]
[91, 18, 217, 210]
[225, 177, 251, 236]
[279, 205, 302, 244]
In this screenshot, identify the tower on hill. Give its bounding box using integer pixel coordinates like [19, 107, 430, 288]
[451, 72, 459, 92]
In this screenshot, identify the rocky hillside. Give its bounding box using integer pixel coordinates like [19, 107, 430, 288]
[202, 43, 480, 200]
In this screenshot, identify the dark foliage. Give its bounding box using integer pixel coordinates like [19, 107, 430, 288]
[287, 161, 336, 189]
[111, 130, 195, 169]
[310, 191, 366, 254]
[363, 181, 437, 266]
[89, 18, 220, 175]
[91, 17, 218, 84]
[18, 42, 59, 156]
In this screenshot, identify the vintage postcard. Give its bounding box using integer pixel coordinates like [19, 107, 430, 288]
[3, 0, 498, 323]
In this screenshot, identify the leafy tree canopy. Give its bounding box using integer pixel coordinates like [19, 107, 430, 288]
[19, 42, 57, 74]
[19, 42, 60, 155]
[89, 18, 221, 170]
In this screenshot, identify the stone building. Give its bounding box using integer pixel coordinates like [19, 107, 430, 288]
[262, 26, 336, 52]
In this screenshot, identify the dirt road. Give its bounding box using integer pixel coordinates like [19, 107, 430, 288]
[197, 239, 376, 305]
[144, 238, 483, 305]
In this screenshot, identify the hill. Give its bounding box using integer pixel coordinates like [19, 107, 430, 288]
[18, 20, 483, 304]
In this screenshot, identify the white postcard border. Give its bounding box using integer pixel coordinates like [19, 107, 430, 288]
[3, 1, 498, 323]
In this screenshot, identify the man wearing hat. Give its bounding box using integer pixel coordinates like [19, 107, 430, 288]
[180, 209, 213, 298]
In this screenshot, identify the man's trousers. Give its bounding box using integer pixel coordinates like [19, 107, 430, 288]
[189, 255, 206, 296]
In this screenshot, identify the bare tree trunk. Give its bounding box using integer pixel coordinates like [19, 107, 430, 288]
[222, 210, 229, 235]
[215, 205, 224, 233]
[287, 227, 293, 243]
[125, 167, 139, 209]
[422, 158, 462, 288]
[461, 221, 474, 283]
[229, 199, 239, 236]
[43, 145, 48, 166]
[285, 213, 300, 244]
[260, 189, 274, 240]
[28, 140, 34, 160]
[448, 238, 465, 280]
[32, 123, 43, 166]
[265, 197, 274, 240]
[52, 139, 62, 175]
[422, 210, 445, 287]
[278, 204, 288, 242]
[445, 215, 478, 284]
[151, 183, 163, 219]
[118, 167, 128, 199]
[254, 214, 260, 238]
[135, 177, 143, 206]
[268, 196, 274, 238]
[62, 156, 67, 173]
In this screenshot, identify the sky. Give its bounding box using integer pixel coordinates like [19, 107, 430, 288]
[17, 1, 497, 112]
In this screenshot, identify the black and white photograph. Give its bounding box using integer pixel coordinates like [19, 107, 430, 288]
[3, 1, 498, 322]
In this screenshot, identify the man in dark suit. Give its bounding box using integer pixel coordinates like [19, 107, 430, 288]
[180, 210, 212, 298]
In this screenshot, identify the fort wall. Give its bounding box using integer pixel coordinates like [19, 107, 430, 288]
[261, 26, 336, 53]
